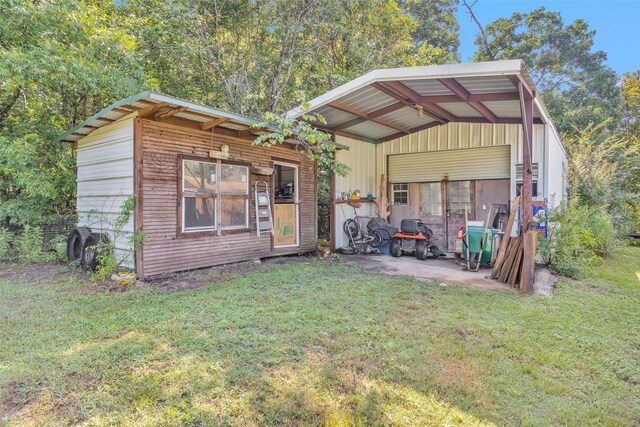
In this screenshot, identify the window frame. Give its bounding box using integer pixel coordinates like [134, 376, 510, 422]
[177, 155, 251, 237]
[392, 183, 409, 206]
[219, 163, 250, 231]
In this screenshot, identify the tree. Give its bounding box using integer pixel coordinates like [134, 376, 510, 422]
[470, 6, 622, 137]
[0, 0, 151, 225]
[622, 71, 640, 137]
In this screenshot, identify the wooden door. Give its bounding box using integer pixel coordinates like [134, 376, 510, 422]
[445, 180, 475, 251]
[418, 182, 446, 248]
[273, 162, 299, 247]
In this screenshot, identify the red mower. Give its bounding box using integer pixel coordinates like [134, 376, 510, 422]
[390, 219, 446, 260]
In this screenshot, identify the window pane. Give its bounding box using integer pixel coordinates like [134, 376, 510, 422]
[449, 181, 471, 214]
[274, 164, 296, 203]
[221, 165, 248, 194]
[183, 160, 216, 192]
[420, 183, 442, 216]
[392, 183, 408, 205]
[221, 198, 248, 228]
[184, 196, 216, 230]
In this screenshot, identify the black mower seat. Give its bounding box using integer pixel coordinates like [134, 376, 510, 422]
[400, 219, 421, 235]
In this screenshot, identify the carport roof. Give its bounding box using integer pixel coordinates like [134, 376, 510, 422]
[287, 60, 552, 144]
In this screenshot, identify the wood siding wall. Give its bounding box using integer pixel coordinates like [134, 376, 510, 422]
[137, 118, 316, 276]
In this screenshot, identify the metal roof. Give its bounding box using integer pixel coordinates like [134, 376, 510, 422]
[287, 60, 558, 144]
[56, 91, 268, 144]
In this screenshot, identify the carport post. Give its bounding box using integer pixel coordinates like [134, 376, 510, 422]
[519, 81, 535, 292]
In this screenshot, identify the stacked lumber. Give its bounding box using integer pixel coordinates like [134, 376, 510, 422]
[490, 196, 538, 291]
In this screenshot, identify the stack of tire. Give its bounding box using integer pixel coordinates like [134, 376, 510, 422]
[66, 227, 110, 271]
[366, 218, 397, 250]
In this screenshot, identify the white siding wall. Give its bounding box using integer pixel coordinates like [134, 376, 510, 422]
[545, 124, 568, 207]
[76, 116, 135, 268]
[334, 137, 377, 248]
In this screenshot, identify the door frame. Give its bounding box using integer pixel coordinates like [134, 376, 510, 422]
[272, 161, 300, 248]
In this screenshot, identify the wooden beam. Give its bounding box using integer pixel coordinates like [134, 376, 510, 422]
[455, 116, 544, 125]
[509, 74, 535, 100]
[377, 121, 443, 143]
[368, 102, 405, 118]
[438, 78, 498, 123]
[419, 92, 520, 103]
[154, 106, 187, 121]
[371, 82, 446, 123]
[200, 117, 230, 131]
[94, 117, 115, 123]
[138, 102, 171, 118]
[327, 101, 410, 134]
[112, 107, 136, 114]
[334, 117, 366, 131]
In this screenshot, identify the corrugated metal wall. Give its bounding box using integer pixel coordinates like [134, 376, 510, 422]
[76, 116, 135, 267]
[334, 122, 548, 247]
[388, 145, 510, 183]
[334, 137, 377, 248]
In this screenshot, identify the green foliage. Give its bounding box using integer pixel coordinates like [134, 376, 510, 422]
[254, 111, 351, 177]
[622, 70, 640, 138]
[0, 228, 12, 261]
[472, 7, 622, 137]
[14, 225, 60, 264]
[0, 0, 151, 226]
[90, 195, 146, 281]
[564, 121, 640, 233]
[538, 203, 617, 278]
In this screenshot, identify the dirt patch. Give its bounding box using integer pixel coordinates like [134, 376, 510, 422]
[142, 254, 325, 292]
[0, 262, 75, 282]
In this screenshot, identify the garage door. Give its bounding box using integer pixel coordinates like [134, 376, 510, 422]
[388, 146, 510, 183]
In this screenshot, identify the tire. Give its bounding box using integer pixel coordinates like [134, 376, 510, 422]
[390, 238, 402, 257]
[81, 233, 110, 271]
[343, 219, 359, 240]
[415, 240, 428, 260]
[67, 227, 92, 262]
[337, 246, 356, 255]
[370, 228, 391, 248]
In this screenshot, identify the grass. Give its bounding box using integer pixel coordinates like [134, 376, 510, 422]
[1, 247, 639, 426]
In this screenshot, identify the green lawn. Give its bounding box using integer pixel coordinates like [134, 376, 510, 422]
[1, 248, 639, 426]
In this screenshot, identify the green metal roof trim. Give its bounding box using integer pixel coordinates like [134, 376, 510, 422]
[55, 91, 266, 143]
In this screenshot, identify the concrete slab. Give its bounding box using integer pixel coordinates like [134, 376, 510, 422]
[346, 254, 512, 292]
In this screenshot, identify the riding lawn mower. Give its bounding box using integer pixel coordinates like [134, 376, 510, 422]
[390, 219, 446, 260]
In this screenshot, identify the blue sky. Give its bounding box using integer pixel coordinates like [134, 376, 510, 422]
[455, 0, 640, 75]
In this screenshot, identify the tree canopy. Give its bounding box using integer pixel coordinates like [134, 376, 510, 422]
[471, 7, 622, 137]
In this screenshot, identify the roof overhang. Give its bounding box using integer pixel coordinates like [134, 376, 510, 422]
[56, 91, 276, 144]
[287, 60, 557, 144]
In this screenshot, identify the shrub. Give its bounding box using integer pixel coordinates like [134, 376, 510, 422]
[538, 202, 617, 278]
[0, 227, 12, 261]
[14, 225, 63, 264]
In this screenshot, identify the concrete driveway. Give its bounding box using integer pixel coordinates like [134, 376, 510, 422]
[346, 253, 512, 291]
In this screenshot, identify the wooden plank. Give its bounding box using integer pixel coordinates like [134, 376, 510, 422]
[138, 102, 171, 118]
[134, 118, 144, 277]
[200, 117, 229, 131]
[521, 230, 538, 292]
[154, 106, 187, 121]
[491, 196, 520, 279]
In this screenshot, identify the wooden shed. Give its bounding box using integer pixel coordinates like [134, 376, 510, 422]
[57, 92, 317, 277]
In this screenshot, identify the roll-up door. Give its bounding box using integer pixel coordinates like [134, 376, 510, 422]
[388, 146, 510, 183]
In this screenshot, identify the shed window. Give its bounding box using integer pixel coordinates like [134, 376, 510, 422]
[220, 164, 249, 229]
[392, 183, 408, 205]
[448, 181, 472, 214]
[420, 183, 442, 216]
[182, 159, 249, 232]
[183, 160, 217, 231]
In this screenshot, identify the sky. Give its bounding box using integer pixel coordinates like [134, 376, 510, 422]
[455, 0, 640, 75]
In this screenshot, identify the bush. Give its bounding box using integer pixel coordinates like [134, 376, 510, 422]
[538, 202, 617, 278]
[14, 225, 60, 264]
[0, 227, 12, 261]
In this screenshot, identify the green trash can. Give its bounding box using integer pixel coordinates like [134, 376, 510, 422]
[462, 221, 494, 266]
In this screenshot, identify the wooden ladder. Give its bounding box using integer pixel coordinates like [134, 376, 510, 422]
[254, 181, 274, 239]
